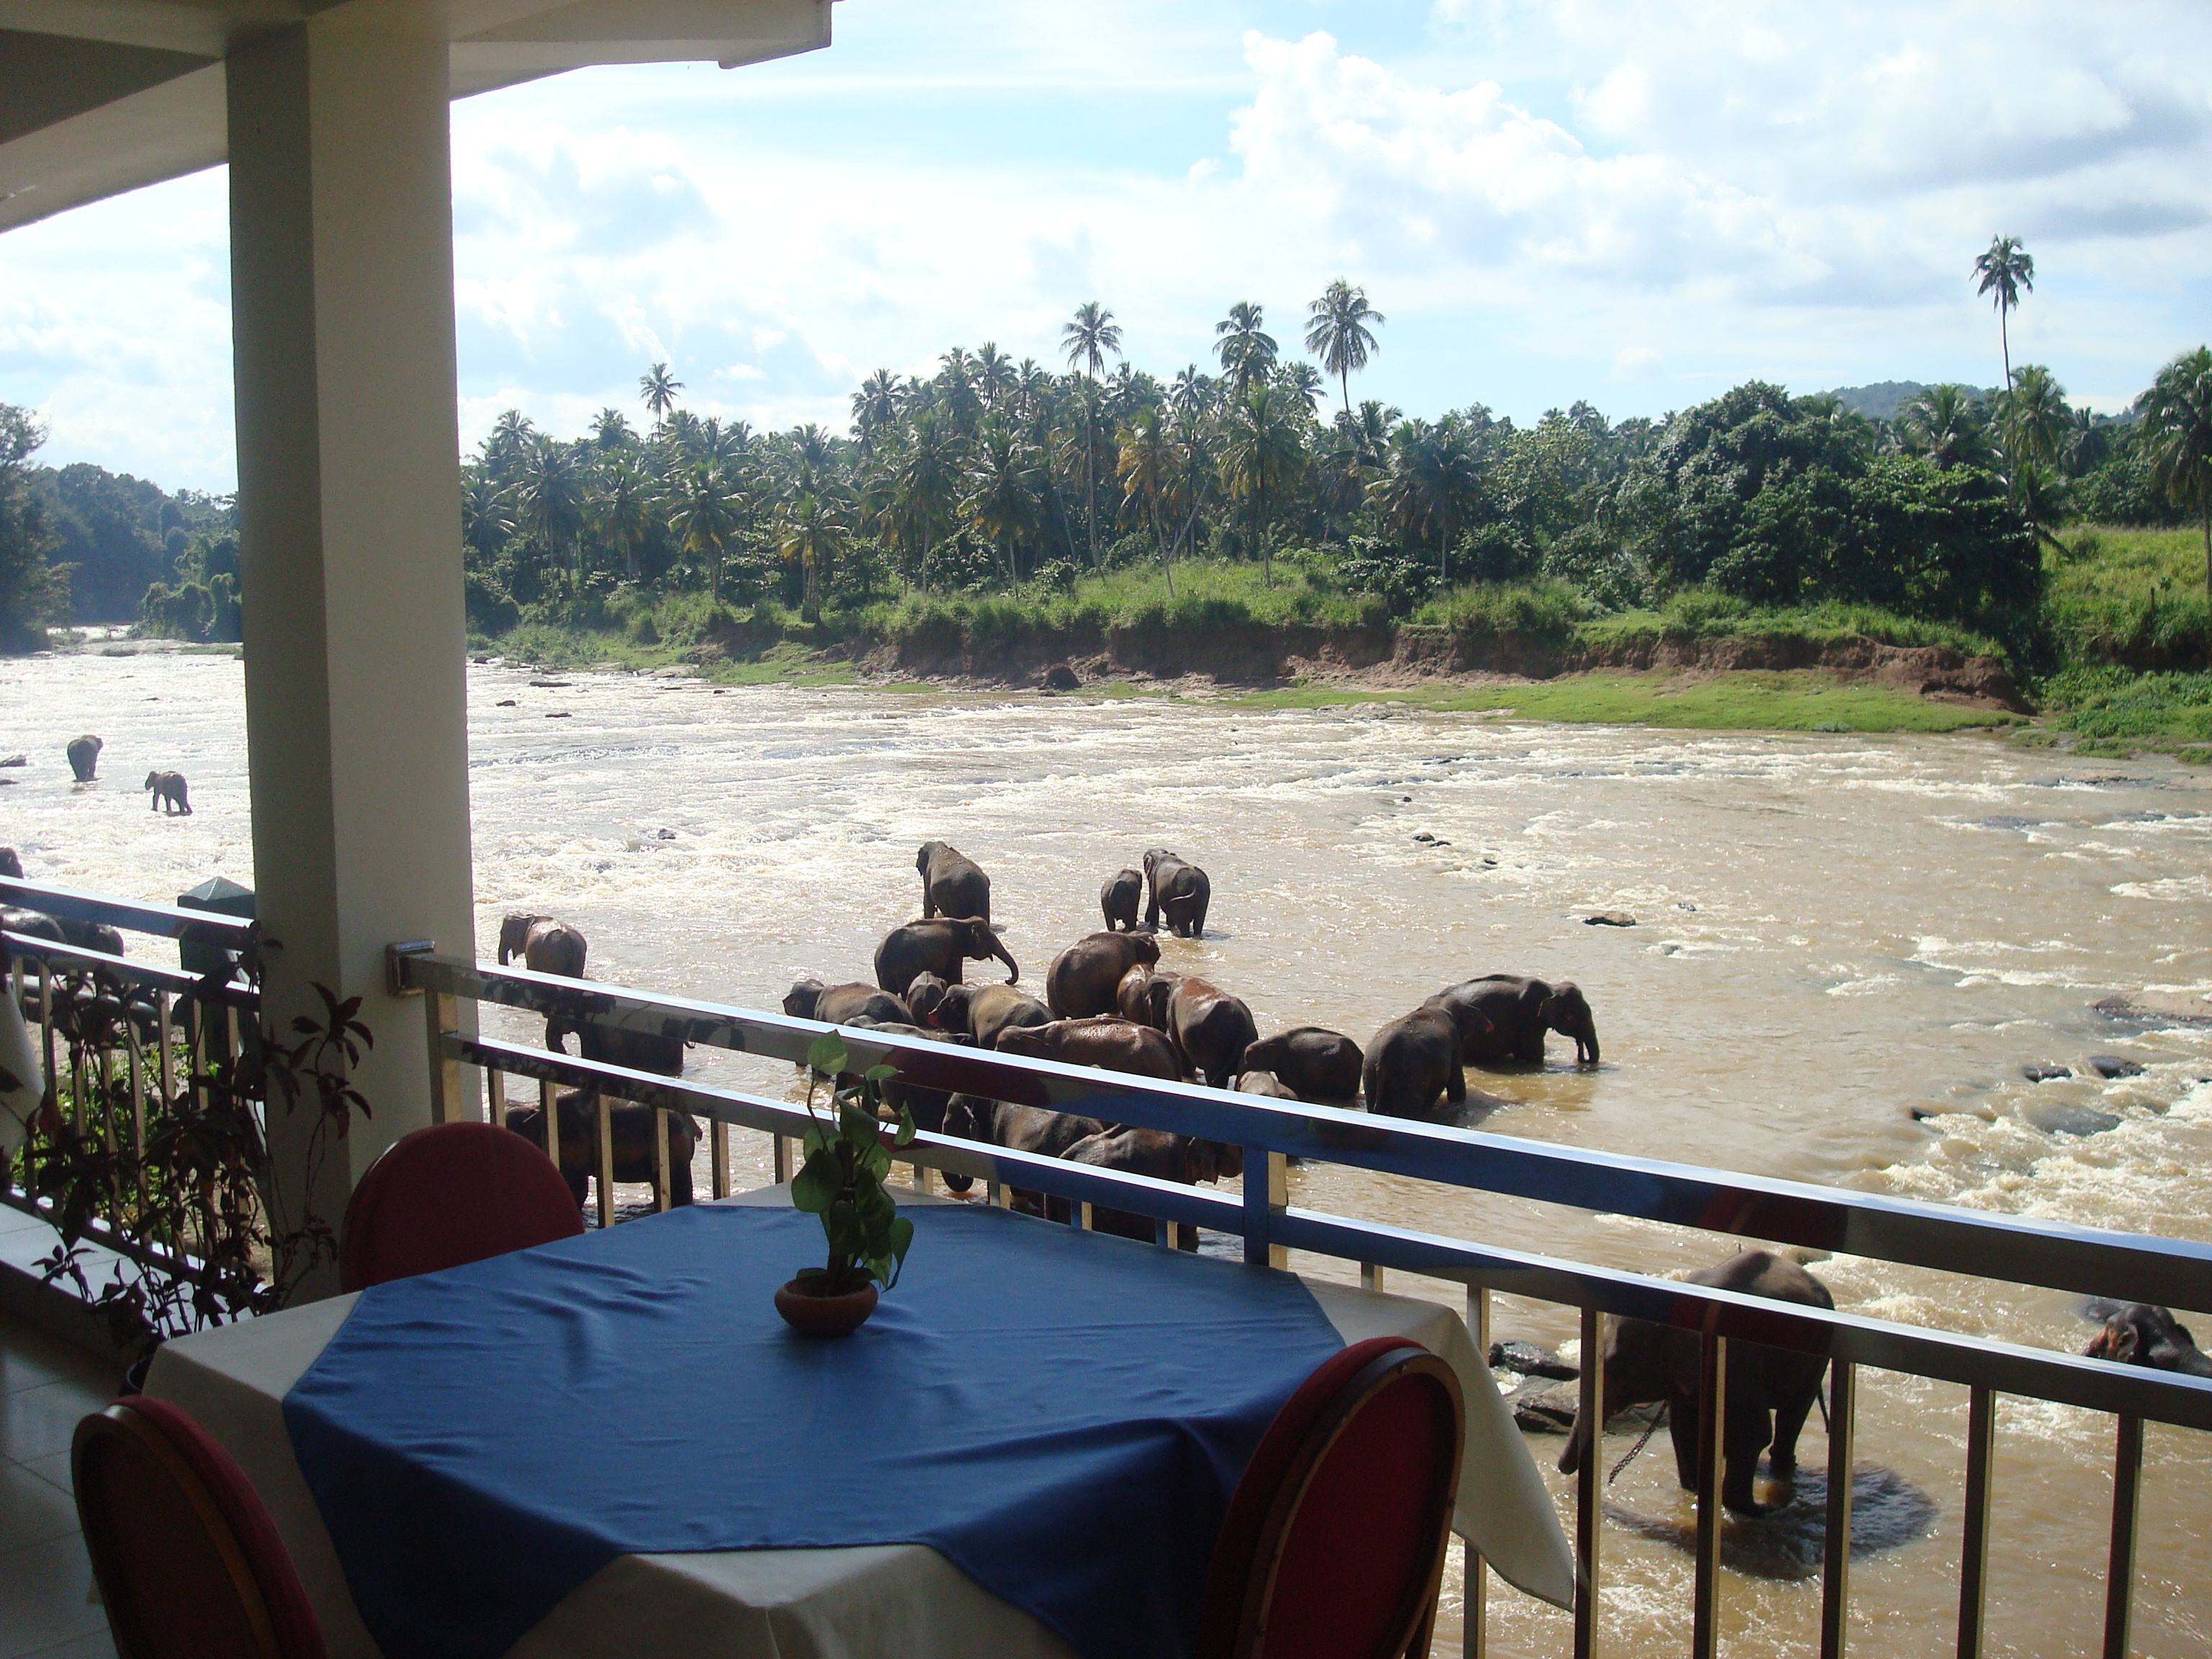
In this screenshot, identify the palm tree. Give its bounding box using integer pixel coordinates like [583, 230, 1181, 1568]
[1216, 382, 1307, 584]
[775, 490, 846, 611]
[1273, 361, 1326, 415]
[1061, 302, 1124, 569]
[965, 417, 1044, 589]
[1214, 302, 1277, 396]
[590, 408, 634, 449]
[850, 371, 901, 456]
[588, 453, 655, 582]
[974, 343, 1017, 412]
[1115, 404, 1178, 596]
[461, 472, 515, 560]
[511, 439, 588, 599]
[1370, 417, 1484, 585]
[884, 410, 965, 594]
[639, 361, 684, 431]
[1895, 385, 1996, 470]
[1972, 237, 2035, 387]
[2136, 346, 2212, 602]
[482, 410, 538, 488]
[1304, 279, 1385, 412]
[1995, 364, 2070, 475]
[667, 463, 742, 605]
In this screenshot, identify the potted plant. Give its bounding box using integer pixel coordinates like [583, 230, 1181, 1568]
[776, 1031, 917, 1337]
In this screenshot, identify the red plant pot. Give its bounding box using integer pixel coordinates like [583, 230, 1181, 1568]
[775, 1272, 879, 1338]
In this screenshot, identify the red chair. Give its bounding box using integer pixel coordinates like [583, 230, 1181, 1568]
[339, 1120, 585, 1292]
[1198, 1337, 1466, 1659]
[73, 1395, 326, 1659]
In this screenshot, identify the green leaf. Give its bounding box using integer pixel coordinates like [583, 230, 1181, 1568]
[891, 1102, 917, 1148]
[863, 1064, 898, 1084]
[790, 1150, 841, 1213]
[807, 1032, 848, 1076]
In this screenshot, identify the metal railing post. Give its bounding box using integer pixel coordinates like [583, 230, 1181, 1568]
[2104, 1414, 2143, 1659]
[1575, 1305, 1604, 1659]
[1243, 1147, 1286, 1269]
[1958, 1387, 1996, 1659]
[595, 1095, 616, 1230]
[711, 1119, 731, 1200]
[1821, 1359, 1856, 1659]
[652, 1107, 672, 1212]
[1692, 1334, 1727, 1659]
[1463, 1286, 1491, 1659]
[423, 992, 461, 1125]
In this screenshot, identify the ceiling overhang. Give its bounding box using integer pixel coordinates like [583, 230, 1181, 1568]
[0, 0, 830, 232]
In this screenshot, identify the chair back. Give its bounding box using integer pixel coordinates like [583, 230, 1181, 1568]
[340, 1120, 585, 1292]
[1198, 1337, 1465, 1659]
[73, 1395, 326, 1659]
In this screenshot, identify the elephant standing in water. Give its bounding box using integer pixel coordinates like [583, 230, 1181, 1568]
[1559, 1251, 1833, 1517]
[1165, 976, 1257, 1090]
[1240, 1027, 1363, 1102]
[66, 735, 102, 783]
[782, 978, 912, 1026]
[917, 841, 992, 925]
[1362, 1007, 1467, 1120]
[933, 981, 1051, 1047]
[1142, 848, 1210, 938]
[873, 917, 1019, 998]
[1426, 974, 1599, 1066]
[498, 913, 588, 977]
[1099, 868, 1143, 932]
[1047, 930, 1159, 1017]
[144, 772, 192, 814]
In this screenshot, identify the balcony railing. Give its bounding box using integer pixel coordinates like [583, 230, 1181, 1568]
[8, 875, 2211, 1658]
[392, 943, 2212, 1659]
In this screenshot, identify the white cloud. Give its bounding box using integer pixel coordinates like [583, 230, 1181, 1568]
[1611, 346, 1662, 381]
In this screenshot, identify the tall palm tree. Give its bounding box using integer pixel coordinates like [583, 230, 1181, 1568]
[667, 462, 742, 605]
[639, 361, 684, 431]
[974, 343, 1018, 412]
[511, 439, 588, 599]
[1214, 302, 1277, 396]
[884, 409, 965, 594]
[1304, 279, 1385, 413]
[590, 408, 634, 449]
[2136, 346, 2212, 602]
[461, 472, 515, 560]
[1061, 302, 1124, 569]
[965, 417, 1045, 589]
[775, 490, 846, 611]
[1370, 417, 1483, 585]
[1273, 361, 1326, 415]
[850, 371, 901, 456]
[482, 410, 538, 488]
[1217, 382, 1307, 584]
[588, 453, 655, 582]
[1115, 404, 1178, 596]
[1972, 236, 2035, 387]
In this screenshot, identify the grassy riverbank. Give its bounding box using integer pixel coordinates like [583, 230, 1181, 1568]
[467, 529, 2212, 750]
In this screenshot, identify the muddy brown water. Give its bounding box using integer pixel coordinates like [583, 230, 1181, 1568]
[6, 644, 2211, 1657]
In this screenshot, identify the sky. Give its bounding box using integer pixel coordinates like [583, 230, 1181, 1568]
[2, 0, 2208, 493]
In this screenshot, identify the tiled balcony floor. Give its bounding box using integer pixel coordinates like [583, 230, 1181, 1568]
[0, 1308, 122, 1658]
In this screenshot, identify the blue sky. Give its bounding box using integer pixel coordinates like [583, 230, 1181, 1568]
[3, 0, 2208, 491]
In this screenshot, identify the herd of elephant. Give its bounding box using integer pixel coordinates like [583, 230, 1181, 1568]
[42, 734, 193, 811]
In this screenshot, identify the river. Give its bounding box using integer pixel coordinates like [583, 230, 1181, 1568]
[4, 642, 2209, 1657]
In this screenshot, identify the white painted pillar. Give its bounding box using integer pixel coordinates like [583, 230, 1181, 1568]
[227, 0, 474, 1295]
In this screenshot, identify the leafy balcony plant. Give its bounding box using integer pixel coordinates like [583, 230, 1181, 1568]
[789, 1030, 915, 1298]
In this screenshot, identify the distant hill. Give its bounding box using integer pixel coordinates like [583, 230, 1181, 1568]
[1817, 381, 1999, 421]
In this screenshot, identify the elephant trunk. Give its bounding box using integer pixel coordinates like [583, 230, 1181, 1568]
[1576, 1021, 1599, 1065]
[992, 938, 1021, 984]
[1558, 1400, 1593, 1476]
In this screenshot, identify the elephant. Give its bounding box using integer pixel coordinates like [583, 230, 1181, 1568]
[1236, 1070, 1299, 1100]
[2085, 1304, 2212, 1377]
[1166, 976, 1258, 1090]
[782, 977, 912, 1027]
[1046, 930, 1160, 1017]
[840, 1017, 979, 1194]
[498, 913, 588, 979]
[0, 848, 22, 879]
[1059, 1125, 1244, 1248]
[1115, 965, 1179, 1030]
[1362, 1007, 1466, 1120]
[1558, 1250, 1834, 1518]
[1142, 848, 1211, 938]
[506, 1088, 698, 1208]
[143, 771, 192, 814]
[1100, 868, 1143, 932]
[1426, 974, 1597, 1066]
[873, 917, 1018, 998]
[935, 981, 1051, 1048]
[58, 918, 127, 958]
[904, 971, 950, 1026]
[557, 1018, 687, 1080]
[66, 735, 102, 783]
[917, 841, 992, 925]
[1, 909, 63, 945]
[1240, 1027, 1364, 1103]
[944, 1091, 1112, 1218]
[994, 1015, 1181, 1081]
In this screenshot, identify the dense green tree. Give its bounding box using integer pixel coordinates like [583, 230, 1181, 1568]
[1304, 280, 1385, 413]
[590, 453, 656, 582]
[1895, 385, 1997, 470]
[1061, 302, 1123, 567]
[2135, 346, 2212, 601]
[0, 407, 63, 650]
[876, 409, 964, 594]
[965, 418, 1045, 588]
[1214, 302, 1278, 397]
[1217, 382, 1308, 583]
[511, 439, 589, 599]
[1371, 417, 1485, 585]
[1995, 364, 2070, 473]
[668, 463, 743, 605]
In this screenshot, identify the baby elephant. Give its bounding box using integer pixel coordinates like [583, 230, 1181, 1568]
[1100, 868, 1143, 932]
[66, 734, 102, 783]
[1241, 1027, 1363, 1102]
[144, 771, 192, 814]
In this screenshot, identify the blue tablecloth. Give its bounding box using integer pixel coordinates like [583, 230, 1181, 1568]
[282, 1202, 1346, 1659]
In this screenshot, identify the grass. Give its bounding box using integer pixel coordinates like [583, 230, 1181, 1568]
[1575, 590, 2002, 658]
[2041, 523, 2211, 669]
[1226, 670, 2019, 733]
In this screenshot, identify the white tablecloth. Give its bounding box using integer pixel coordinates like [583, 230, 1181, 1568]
[147, 1187, 1572, 1659]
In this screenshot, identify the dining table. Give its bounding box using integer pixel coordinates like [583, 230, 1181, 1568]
[145, 1185, 1575, 1659]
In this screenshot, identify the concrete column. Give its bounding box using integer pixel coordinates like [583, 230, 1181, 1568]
[228, 0, 474, 1295]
